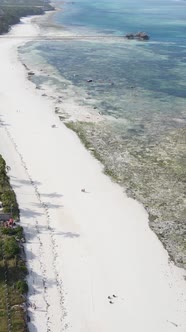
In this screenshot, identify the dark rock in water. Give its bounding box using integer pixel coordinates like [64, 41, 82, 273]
[59, 115, 66, 121]
[125, 32, 150, 41]
[135, 31, 150, 40]
[125, 33, 135, 40]
[23, 63, 29, 70]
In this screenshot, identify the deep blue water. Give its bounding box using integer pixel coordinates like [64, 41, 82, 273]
[54, 0, 186, 41]
[49, 0, 186, 103]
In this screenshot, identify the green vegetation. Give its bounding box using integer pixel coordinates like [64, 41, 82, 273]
[2, 226, 23, 239]
[0, 230, 28, 331]
[16, 280, 28, 294]
[1, 190, 18, 216]
[0, 154, 28, 331]
[0, 155, 19, 218]
[4, 237, 20, 259]
[0, 0, 54, 34]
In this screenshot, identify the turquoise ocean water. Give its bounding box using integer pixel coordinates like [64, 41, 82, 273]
[20, 0, 186, 264]
[21, 0, 186, 139]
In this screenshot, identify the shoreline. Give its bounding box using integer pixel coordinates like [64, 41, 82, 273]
[0, 14, 186, 332]
[21, 4, 186, 268]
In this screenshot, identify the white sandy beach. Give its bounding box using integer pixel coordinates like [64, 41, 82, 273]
[0, 17, 186, 332]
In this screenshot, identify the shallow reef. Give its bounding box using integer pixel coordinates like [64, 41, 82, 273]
[65, 121, 186, 269]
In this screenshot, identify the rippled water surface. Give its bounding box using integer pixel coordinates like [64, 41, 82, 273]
[20, 0, 186, 266]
